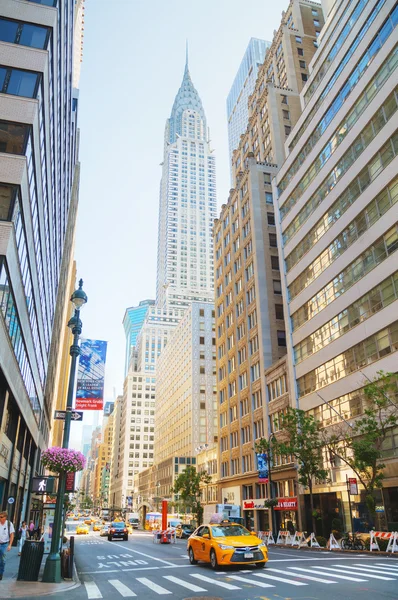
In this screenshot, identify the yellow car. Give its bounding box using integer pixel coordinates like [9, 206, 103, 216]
[73, 516, 79, 521]
[187, 522, 268, 569]
[76, 524, 90, 535]
[93, 522, 102, 531]
[84, 518, 92, 525]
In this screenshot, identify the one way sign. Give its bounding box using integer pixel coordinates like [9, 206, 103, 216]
[54, 410, 83, 421]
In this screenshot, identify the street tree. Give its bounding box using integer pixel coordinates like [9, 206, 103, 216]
[324, 371, 398, 519]
[257, 408, 329, 535]
[171, 466, 211, 525]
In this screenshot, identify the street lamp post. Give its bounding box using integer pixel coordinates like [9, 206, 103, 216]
[267, 433, 278, 537]
[42, 279, 87, 583]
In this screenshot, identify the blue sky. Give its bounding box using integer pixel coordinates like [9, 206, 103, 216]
[72, 0, 284, 437]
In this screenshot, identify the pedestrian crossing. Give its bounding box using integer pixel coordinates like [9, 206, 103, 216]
[82, 561, 398, 598]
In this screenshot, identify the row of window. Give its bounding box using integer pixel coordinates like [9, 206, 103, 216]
[281, 86, 398, 222]
[0, 66, 41, 99]
[297, 320, 398, 397]
[0, 17, 50, 49]
[267, 373, 287, 401]
[292, 223, 398, 331]
[285, 126, 398, 269]
[288, 0, 396, 153]
[280, 46, 397, 208]
[289, 171, 398, 300]
[304, 0, 369, 106]
[295, 270, 398, 364]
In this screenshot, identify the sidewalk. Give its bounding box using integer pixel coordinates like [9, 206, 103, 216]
[0, 547, 80, 598]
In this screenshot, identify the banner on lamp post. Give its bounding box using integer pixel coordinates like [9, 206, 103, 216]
[348, 477, 358, 495]
[257, 453, 269, 483]
[75, 339, 107, 410]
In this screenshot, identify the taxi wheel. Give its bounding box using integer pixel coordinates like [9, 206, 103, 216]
[210, 549, 218, 569]
[188, 547, 197, 565]
[256, 562, 266, 568]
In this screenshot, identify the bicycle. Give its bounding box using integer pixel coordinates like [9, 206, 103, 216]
[340, 532, 365, 551]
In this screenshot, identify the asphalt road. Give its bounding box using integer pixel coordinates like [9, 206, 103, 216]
[15, 519, 398, 599]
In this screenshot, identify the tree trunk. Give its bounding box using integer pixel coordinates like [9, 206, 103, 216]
[309, 479, 317, 536]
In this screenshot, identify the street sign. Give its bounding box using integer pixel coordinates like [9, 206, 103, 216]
[348, 477, 358, 495]
[65, 472, 76, 493]
[7, 497, 14, 505]
[54, 410, 83, 421]
[32, 476, 57, 494]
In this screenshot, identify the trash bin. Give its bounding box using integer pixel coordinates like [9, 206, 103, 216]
[17, 540, 44, 581]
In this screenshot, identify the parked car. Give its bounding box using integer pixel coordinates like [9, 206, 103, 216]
[187, 523, 268, 569]
[175, 524, 195, 539]
[76, 524, 90, 535]
[108, 522, 128, 541]
[100, 525, 110, 537]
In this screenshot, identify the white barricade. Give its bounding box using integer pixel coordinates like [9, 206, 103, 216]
[328, 532, 341, 549]
[260, 531, 275, 545]
[369, 530, 381, 551]
[387, 532, 398, 553]
[309, 532, 320, 548]
[291, 531, 307, 547]
[276, 530, 292, 545]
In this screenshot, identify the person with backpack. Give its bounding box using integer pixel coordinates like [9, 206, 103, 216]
[18, 521, 27, 556]
[0, 511, 15, 580]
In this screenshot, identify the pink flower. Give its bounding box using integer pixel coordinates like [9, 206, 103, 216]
[41, 447, 86, 473]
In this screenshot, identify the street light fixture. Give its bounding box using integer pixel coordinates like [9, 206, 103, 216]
[42, 279, 87, 583]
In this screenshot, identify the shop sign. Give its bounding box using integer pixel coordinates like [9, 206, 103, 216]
[274, 497, 298, 511]
[375, 505, 385, 512]
[348, 477, 358, 495]
[243, 499, 267, 510]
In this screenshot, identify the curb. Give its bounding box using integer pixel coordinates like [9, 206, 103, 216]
[271, 544, 398, 557]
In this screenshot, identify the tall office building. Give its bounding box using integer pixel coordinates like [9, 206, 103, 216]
[122, 299, 155, 376]
[275, 0, 398, 533]
[0, 0, 80, 519]
[156, 54, 217, 309]
[227, 38, 270, 170]
[214, 0, 324, 533]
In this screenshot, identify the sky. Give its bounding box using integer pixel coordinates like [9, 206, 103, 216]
[72, 0, 284, 443]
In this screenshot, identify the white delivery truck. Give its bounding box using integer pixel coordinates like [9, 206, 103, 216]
[126, 513, 140, 528]
[203, 503, 244, 525]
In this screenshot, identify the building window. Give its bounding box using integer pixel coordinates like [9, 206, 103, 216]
[284, 125, 291, 135]
[267, 212, 275, 225]
[299, 60, 306, 69]
[0, 18, 50, 49]
[295, 36, 302, 43]
[269, 233, 277, 247]
[252, 390, 262, 409]
[0, 121, 30, 154]
[275, 304, 284, 320]
[265, 192, 273, 204]
[277, 331, 286, 347]
[271, 255, 279, 270]
[301, 73, 308, 82]
[297, 47, 304, 56]
[273, 280, 282, 295]
[282, 110, 290, 120]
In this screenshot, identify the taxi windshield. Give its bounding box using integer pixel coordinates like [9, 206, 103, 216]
[210, 525, 251, 537]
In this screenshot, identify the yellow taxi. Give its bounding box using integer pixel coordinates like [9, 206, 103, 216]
[187, 522, 268, 569]
[84, 518, 92, 525]
[73, 515, 79, 521]
[93, 522, 102, 531]
[76, 524, 90, 535]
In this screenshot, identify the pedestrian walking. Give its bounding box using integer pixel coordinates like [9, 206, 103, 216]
[28, 521, 34, 538]
[18, 521, 27, 555]
[0, 511, 15, 580]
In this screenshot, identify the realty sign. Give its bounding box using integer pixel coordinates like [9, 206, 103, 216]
[65, 472, 76, 493]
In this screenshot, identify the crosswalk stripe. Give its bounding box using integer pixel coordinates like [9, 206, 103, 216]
[228, 575, 274, 588]
[375, 563, 398, 570]
[254, 572, 307, 586]
[84, 581, 102, 599]
[108, 580, 137, 596]
[351, 564, 398, 576]
[324, 566, 394, 580]
[136, 577, 172, 595]
[289, 567, 367, 582]
[266, 567, 337, 584]
[190, 574, 240, 590]
[163, 575, 207, 592]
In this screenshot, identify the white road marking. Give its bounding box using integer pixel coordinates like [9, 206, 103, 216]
[375, 563, 398, 569]
[84, 581, 102, 599]
[335, 564, 398, 578]
[190, 573, 240, 589]
[109, 579, 137, 596]
[110, 544, 175, 566]
[254, 572, 307, 586]
[324, 565, 394, 580]
[299, 567, 366, 581]
[180, 554, 188, 558]
[266, 567, 337, 584]
[228, 575, 274, 588]
[163, 575, 207, 592]
[136, 577, 172, 594]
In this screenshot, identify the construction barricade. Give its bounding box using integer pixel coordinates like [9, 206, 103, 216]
[276, 530, 293, 545]
[308, 532, 320, 547]
[258, 531, 275, 545]
[387, 532, 398, 553]
[369, 530, 398, 552]
[153, 528, 176, 544]
[328, 532, 341, 549]
[291, 531, 308, 547]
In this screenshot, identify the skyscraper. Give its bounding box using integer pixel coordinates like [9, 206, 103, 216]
[156, 53, 217, 308]
[122, 299, 155, 376]
[227, 38, 270, 170]
[0, 0, 80, 517]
